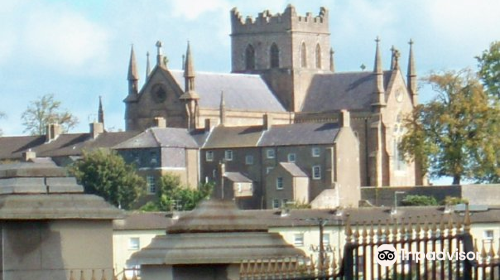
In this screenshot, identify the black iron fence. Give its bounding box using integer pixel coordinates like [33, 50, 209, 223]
[241, 204, 500, 280]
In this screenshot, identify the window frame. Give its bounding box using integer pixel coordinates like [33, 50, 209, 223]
[245, 155, 254, 165]
[294, 233, 304, 247]
[276, 177, 284, 190]
[272, 199, 280, 209]
[205, 150, 214, 162]
[266, 148, 275, 159]
[312, 147, 321, 157]
[287, 153, 296, 163]
[312, 165, 321, 180]
[225, 150, 233, 161]
[128, 237, 140, 250]
[146, 176, 156, 194]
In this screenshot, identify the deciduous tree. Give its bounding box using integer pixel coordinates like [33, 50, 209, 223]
[477, 41, 500, 97]
[69, 149, 146, 210]
[21, 93, 78, 135]
[400, 69, 500, 184]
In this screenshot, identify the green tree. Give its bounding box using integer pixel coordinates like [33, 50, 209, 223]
[477, 41, 500, 97]
[400, 69, 500, 184]
[21, 93, 78, 135]
[69, 149, 146, 210]
[401, 195, 438, 206]
[141, 173, 212, 211]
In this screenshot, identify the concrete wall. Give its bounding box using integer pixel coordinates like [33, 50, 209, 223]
[361, 185, 461, 207]
[1, 220, 114, 280]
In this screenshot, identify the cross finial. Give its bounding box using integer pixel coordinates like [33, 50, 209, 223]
[409, 39, 414, 46]
[375, 36, 380, 43]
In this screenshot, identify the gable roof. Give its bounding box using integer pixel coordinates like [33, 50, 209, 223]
[113, 127, 199, 150]
[301, 71, 393, 113]
[278, 162, 308, 177]
[258, 122, 340, 146]
[203, 125, 263, 149]
[224, 172, 253, 183]
[169, 70, 286, 112]
[0, 131, 139, 160]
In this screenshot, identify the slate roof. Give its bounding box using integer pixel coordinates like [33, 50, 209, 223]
[279, 162, 308, 177]
[113, 127, 199, 150]
[0, 162, 122, 220]
[113, 212, 175, 231]
[0, 131, 139, 160]
[258, 122, 340, 146]
[224, 172, 253, 183]
[203, 125, 264, 149]
[301, 71, 392, 113]
[169, 70, 286, 112]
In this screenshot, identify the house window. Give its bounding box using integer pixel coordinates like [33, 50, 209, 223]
[323, 233, 330, 245]
[266, 167, 274, 174]
[225, 150, 233, 161]
[150, 151, 158, 166]
[147, 176, 156, 194]
[128, 237, 140, 250]
[288, 153, 296, 163]
[245, 155, 254, 165]
[245, 44, 255, 70]
[294, 233, 304, 247]
[276, 177, 283, 190]
[272, 199, 280, 209]
[236, 183, 242, 193]
[266, 149, 275, 159]
[312, 147, 320, 157]
[312, 165, 321, 180]
[484, 230, 494, 243]
[206, 151, 214, 162]
[212, 169, 217, 178]
[270, 43, 279, 68]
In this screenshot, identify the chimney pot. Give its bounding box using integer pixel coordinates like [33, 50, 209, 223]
[340, 110, 350, 127]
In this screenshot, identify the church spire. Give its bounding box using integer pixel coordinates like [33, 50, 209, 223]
[329, 48, 335, 72]
[146, 51, 151, 80]
[372, 37, 386, 109]
[407, 39, 418, 105]
[184, 41, 195, 91]
[127, 45, 139, 95]
[219, 91, 226, 126]
[98, 96, 104, 126]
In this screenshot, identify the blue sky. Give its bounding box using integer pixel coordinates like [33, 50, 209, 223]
[0, 0, 499, 137]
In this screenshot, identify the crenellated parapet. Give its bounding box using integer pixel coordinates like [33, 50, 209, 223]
[230, 5, 329, 34]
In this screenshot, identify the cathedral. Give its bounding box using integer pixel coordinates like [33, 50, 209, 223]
[123, 4, 424, 189]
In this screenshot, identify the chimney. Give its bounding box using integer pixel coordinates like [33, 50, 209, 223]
[45, 124, 62, 142]
[340, 110, 350, 127]
[263, 113, 273, 131]
[153, 117, 167, 128]
[204, 119, 213, 133]
[90, 122, 104, 139]
[22, 149, 36, 162]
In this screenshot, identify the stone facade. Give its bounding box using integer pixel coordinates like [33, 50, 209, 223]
[123, 4, 423, 190]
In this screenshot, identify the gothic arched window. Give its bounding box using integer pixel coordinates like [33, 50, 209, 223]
[301, 42, 307, 68]
[270, 43, 279, 68]
[245, 44, 255, 70]
[393, 113, 407, 171]
[315, 44, 321, 69]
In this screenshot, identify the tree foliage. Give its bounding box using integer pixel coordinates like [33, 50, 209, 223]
[477, 41, 500, 97]
[400, 69, 500, 184]
[21, 93, 78, 135]
[401, 195, 438, 206]
[141, 173, 213, 211]
[69, 149, 146, 210]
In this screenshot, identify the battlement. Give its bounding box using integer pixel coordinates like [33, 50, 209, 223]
[231, 4, 329, 34]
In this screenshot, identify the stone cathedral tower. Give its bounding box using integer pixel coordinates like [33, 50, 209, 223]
[230, 5, 333, 111]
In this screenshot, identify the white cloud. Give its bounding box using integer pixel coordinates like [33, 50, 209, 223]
[22, 5, 110, 70]
[170, 0, 231, 20]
